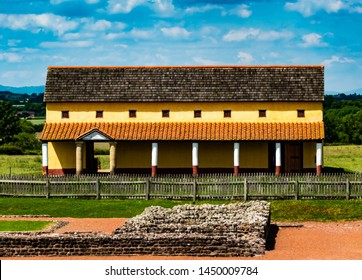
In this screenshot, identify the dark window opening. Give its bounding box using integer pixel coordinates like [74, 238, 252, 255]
[61, 111, 69, 119]
[194, 110, 201, 118]
[129, 110, 137, 118]
[224, 110, 231, 118]
[297, 110, 305, 118]
[96, 111, 103, 118]
[162, 110, 170, 118]
[259, 110, 266, 118]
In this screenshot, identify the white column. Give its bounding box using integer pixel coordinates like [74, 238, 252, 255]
[42, 143, 48, 175]
[151, 142, 158, 176]
[75, 141, 83, 175]
[316, 142, 323, 175]
[192, 142, 198, 175]
[234, 142, 240, 175]
[275, 142, 281, 175]
[109, 142, 117, 175]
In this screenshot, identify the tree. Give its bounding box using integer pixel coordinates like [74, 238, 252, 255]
[0, 101, 21, 145]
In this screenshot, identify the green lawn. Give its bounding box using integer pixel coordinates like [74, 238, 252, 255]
[324, 145, 362, 173]
[0, 198, 361, 222]
[28, 117, 46, 125]
[0, 155, 42, 175]
[0, 220, 52, 232]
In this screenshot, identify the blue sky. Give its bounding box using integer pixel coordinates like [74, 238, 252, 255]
[0, 0, 361, 91]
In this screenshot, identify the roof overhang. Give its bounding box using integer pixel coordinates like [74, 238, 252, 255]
[40, 121, 324, 141]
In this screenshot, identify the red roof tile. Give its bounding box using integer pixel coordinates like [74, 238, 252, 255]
[40, 122, 324, 141]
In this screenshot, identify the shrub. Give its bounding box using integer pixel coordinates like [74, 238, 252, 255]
[0, 145, 23, 155]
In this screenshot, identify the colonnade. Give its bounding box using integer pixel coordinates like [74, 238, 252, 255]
[41, 141, 324, 176]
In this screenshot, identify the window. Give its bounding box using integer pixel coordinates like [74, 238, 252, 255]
[96, 111, 103, 118]
[259, 110, 266, 118]
[61, 111, 69, 119]
[224, 110, 231, 118]
[297, 109, 305, 118]
[194, 110, 201, 118]
[162, 110, 170, 118]
[129, 110, 137, 118]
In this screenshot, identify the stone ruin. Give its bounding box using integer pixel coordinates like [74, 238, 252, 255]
[114, 200, 271, 257]
[0, 201, 270, 257]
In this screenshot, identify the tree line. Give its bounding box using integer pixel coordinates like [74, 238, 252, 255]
[324, 94, 362, 144]
[0, 101, 42, 155]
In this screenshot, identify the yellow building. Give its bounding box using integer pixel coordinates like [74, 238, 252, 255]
[40, 66, 324, 176]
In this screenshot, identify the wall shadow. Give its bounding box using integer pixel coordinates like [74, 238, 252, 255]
[265, 224, 279, 251]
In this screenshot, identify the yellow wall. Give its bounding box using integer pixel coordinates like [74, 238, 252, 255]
[239, 142, 269, 168]
[303, 141, 317, 168]
[116, 142, 151, 168]
[46, 102, 323, 123]
[48, 142, 76, 169]
[158, 142, 191, 168]
[113, 141, 268, 169]
[199, 142, 233, 168]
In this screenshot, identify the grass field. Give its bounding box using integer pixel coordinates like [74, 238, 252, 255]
[0, 220, 52, 232]
[0, 198, 361, 222]
[324, 145, 362, 173]
[0, 155, 42, 175]
[1, 145, 361, 175]
[28, 117, 46, 125]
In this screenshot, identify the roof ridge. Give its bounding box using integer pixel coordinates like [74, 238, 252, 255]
[48, 65, 324, 69]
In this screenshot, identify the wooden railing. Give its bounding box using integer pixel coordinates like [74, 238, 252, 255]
[0, 173, 361, 200]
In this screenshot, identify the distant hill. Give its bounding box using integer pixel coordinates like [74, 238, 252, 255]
[0, 84, 44, 94]
[345, 88, 362, 94]
[325, 88, 362, 95]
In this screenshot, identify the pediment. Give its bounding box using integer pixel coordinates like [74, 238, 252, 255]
[77, 128, 113, 141]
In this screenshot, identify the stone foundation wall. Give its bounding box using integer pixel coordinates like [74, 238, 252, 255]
[0, 201, 270, 258]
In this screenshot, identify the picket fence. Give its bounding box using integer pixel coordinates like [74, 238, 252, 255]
[0, 173, 362, 201]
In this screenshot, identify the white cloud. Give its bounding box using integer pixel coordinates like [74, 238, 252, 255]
[129, 28, 154, 39]
[7, 40, 21, 47]
[285, 0, 345, 17]
[108, 0, 174, 15]
[258, 30, 294, 41]
[89, 19, 112, 31]
[223, 28, 259, 41]
[0, 13, 78, 35]
[231, 4, 252, 18]
[223, 28, 293, 42]
[300, 33, 327, 47]
[237, 51, 254, 64]
[161, 27, 190, 39]
[322, 55, 355, 66]
[185, 4, 223, 14]
[40, 40, 94, 48]
[0, 52, 23, 63]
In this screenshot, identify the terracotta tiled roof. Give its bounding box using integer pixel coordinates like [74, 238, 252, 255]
[40, 122, 324, 141]
[44, 66, 324, 102]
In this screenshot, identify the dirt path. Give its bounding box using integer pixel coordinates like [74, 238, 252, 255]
[1, 217, 361, 260]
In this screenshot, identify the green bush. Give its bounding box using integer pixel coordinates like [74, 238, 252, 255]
[94, 148, 109, 155]
[0, 145, 23, 155]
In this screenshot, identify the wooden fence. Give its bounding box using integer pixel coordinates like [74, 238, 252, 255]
[0, 173, 362, 200]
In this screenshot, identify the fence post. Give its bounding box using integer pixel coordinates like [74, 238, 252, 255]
[46, 178, 50, 199]
[193, 178, 197, 202]
[294, 180, 299, 200]
[346, 179, 350, 200]
[243, 177, 248, 202]
[96, 178, 100, 200]
[145, 178, 150, 200]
